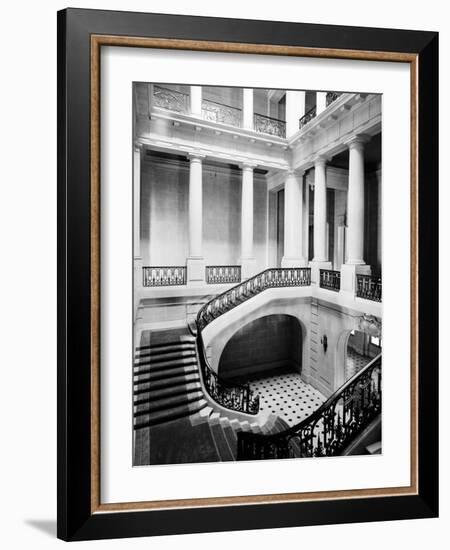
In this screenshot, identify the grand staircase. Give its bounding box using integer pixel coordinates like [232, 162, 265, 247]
[133, 330, 208, 428]
[133, 326, 289, 464]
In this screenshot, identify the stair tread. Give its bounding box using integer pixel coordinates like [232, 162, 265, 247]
[134, 390, 204, 414]
[135, 349, 196, 363]
[134, 357, 197, 372]
[135, 381, 202, 403]
[134, 400, 207, 428]
[134, 365, 199, 382]
[210, 423, 234, 461]
[134, 372, 200, 393]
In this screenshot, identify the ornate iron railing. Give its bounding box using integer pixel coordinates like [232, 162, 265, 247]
[196, 329, 259, 414]
[320, 269, 341, 292]
[206, 265, 241, 284]
[237, 354, 382, 460]
[299, 106, 317, 129]
[142, 266, 187, 287]
[197, 267, 311, 331]
[326, 91, 342, 107]
[356, 275, 382, 302]
[153, 85, 189, 113]
[254, 113, 286, 138]
[202, 98, 242, 127]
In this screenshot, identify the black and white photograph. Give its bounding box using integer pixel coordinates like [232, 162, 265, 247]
[132, 83, 383, 466]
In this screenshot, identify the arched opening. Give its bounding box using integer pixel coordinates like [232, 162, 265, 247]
[345, 329, 381, 380]
[218, 314, 303, 383]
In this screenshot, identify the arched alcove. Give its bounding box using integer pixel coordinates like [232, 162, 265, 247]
[218, 314, 303, 383]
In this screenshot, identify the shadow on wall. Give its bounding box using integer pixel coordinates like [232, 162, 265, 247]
[218, 314, 302, 383]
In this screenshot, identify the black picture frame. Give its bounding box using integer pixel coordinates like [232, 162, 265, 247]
[57, 7, 438, 541]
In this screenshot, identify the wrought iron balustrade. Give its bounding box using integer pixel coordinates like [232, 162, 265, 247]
[299, 106, 317, 129]
[201, 99, 242, 127]
[356, 275, 382, 302]
[254, 113, 286, 138]
[206, 265, 241, 284]
[326, 91, 342, 107]
[142, 266, 187, 287]
[320, 269, 341, 292]
[196, 267, 311, 332]
[237, 354, 382, 460]
[153, 85, 189, 113]
[196, 329, 259, 415]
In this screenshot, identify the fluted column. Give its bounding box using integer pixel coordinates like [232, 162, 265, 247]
[190, 86, 202, 117]
[286, 91, 305, 138]
[313, 157, 328, 262]
[243, 88, 254, 130]
[281, 170, 306, 267]
[186, 152, 206, 284]
[316, 92, 327, 115]
[240, 162, 257, 278]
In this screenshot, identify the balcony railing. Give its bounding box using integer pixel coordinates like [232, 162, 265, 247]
[356, 275, 382, 302]
[153, 85, 189, 113]
[254, 113, 286, 138]
[201, 98, 242, 127]
[320, 269, 341, 292]
[237, 354, 382, 460]
[142, 266, 187, 287]
[197, 267, 311, 331]
[298, 105, 317, 129]
[206, 265, 241, 285]
[326, 91, 342, 107]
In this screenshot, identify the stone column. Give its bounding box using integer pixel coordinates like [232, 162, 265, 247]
[310, 156, 331, 284]
[281, 170, 307, 267]
[240, 162, 257, 278]
[190, 86, 202, 117]
[133, 145, 142, 260]
[302, 175, 310, 262]
[187, 152, 206, 284]
[316, 92, 327, 115]
[341, 135, 372, 294]
[243, 88, 254, 130]
[286, 90, 305, 138]
[133, 144, 143, 322]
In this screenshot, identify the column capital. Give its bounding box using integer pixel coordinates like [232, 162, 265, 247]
[188, 151, 206, 162]
[345, 133, 371, 150]
[239, 160, 258, 170]
[314, 155, 329, 167]
[285, 167, 305, 178]
[134, 142, 143, 153]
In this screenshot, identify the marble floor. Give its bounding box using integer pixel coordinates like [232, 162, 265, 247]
[249, 372, 326, 427]
[345, 349, 373, 380]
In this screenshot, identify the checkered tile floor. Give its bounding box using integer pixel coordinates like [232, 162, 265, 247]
[346, 349, 372, 380]
[249, 372, 326, 427]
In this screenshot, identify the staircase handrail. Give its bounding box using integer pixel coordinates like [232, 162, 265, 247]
[196, 267, 311, 332]
[237, 353, 382, 459]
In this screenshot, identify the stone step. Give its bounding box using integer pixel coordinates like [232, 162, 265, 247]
[135, 341, 196, 358]
[135, 348, 196, 364]
[134, 381, 202, 404]
[134, 355, 197, 373]
[134, 364, 198, 384]
[209, 422, 234, 462]
[134, 399, 208, 429]
[134, 372, 200, 394]
[134, 390, 204, 415]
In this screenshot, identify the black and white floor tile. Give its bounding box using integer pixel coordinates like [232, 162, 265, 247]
[249, 372, 326, 426]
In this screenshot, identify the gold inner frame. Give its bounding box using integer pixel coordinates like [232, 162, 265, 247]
[90, 35, 419, 514]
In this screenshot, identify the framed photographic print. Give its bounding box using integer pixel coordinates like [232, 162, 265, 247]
[57, 8, 439, 541]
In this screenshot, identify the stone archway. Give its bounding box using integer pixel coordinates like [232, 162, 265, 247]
[218, 314, 303, 383]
